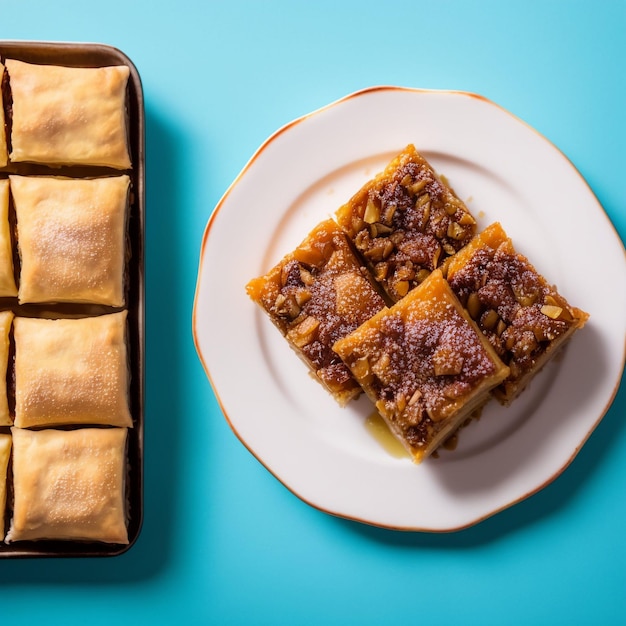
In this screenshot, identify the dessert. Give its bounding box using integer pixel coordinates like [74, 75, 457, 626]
[6, 427, 128, 544]
[335, 144, 477, 302]
[5, 60, 131, 169]
[11, 174, 130, 306]
[0, 62, 7, 167]
[0, 44, 143, 557]
[333, 269, 509, 462]
[13, 311, 132, 428]
[446, 222, 589, 404]
[0, 180, 17, 297]
[0, 434, 10, 538]
[246, 219, 387, 405]
[0, 311, 13, 425]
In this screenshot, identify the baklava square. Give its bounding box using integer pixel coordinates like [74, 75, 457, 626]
[0, 180, 17, 297]
[335, 144, 477, 302]
[246, 219, 387, 405]
[0, 434, 10, 539]
[11, 175, 129, 306]
[446, 222, 589, 404]
[6, 427, 128, 544]
[13, 311, 132, 428]
[6, 59, 131, 169]
[0, 311, 14, 426]
[333, 269, 509, 463]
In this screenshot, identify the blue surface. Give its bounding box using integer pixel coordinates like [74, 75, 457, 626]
[2, 1, 625, 624]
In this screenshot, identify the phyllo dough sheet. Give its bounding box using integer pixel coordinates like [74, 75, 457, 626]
[6, 59, 131, 169]
[11, 174, 129, 306]
[6, 427, 128, 544]
[13, 311, 132, 429]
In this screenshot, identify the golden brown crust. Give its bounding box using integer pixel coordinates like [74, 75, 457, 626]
[333, 270, 509, 462]
[335, 145, 477, 302]
[247, 219, 386, 405]
[447, 222, 589, 403]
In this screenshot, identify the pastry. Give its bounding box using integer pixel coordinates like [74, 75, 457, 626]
[6, 427, 128, 544]
[13, 311, 132, 428]
[0, 311, 13, 425]
[0, 180, 17, 297]
[0, 434, 10, 539]
[446, 222, 589, 403]
[11, 175, 129, 306]
[0, 62, 7, 167]
[335, 144, 477, 302]
[247, 219, 387, 405]
[333, 269, 509, 462]
[6, 59, 131, 169]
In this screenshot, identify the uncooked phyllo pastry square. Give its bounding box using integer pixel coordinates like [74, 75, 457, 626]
[0, 62, 8, 168]
[0, 311, 14, 426]
[0, 434, 10, 538]
[0, 180, 17, 297]
[11, 175, 129, 306]
[246, 219, 387, 405]
[6, 59, 131, 169]
[335, 144, 477, 302]
[446, 222, 589, 404]
[333, 269, 509, 463]
[6, 427, 128, 544]
[13, 311, 132, 428]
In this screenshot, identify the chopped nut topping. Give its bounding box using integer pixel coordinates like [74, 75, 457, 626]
[496, 319, 507, 337]
[374, 263, 389, 281]
[540, 304, 563, 319]
[275, 293, 300, 319]
[447, 222, 465, 240]
[408, 388, 422, 406]
[295, 289, 312, 307]
[466, 292, 481, 319]
[482, 309, 499, 331]
[364, 198, 380, 224]
[396, 393, 407, 413]
[370, 222, 393, 237]
[286, 316, 320, 348]
[458, 212, 476, 226]
[400, 174, 412, 187]
[383, 204, 397, 225]
[395, 280, 409, 297]
[408, 179, 428, 195]
[433, 347, 465, 376]
[352, 356, 372, 381]
[372, 352, 392, 385]
[299, 267, 315, 286]
[416, 269, 430, 283]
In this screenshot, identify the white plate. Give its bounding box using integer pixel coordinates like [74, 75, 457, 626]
[193, 87, 626, 531]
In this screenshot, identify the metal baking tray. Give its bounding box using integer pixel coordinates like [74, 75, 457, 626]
[0, 41, 144, 557]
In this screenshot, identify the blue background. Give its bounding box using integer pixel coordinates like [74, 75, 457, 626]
[2, 1, 625, 624]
